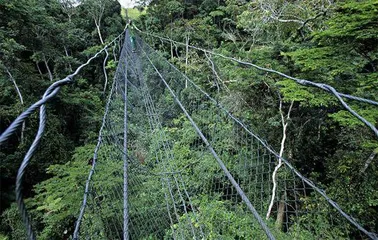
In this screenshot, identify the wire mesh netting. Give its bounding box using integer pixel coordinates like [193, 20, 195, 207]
[75, 30, 377, 239]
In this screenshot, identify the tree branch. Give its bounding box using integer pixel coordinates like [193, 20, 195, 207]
[297, 10, 328, 34]
[205, 52, 226, 93]
[92, 5, 109, 94]
[43, 55, 53, 81]
[36, 62, 43, 79]
[102, 49, 109, 94]
[5, 67, 25, 142]
[64, 46, 73, 72]
[185, 33, 189, 88]
[269, 15, 305, 25]
[266, 97, 294, 221]
[360, 149, 377, 174]
[5, 67, 24, 105]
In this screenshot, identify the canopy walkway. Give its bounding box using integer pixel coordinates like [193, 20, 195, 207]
[1, 28, 377, 240]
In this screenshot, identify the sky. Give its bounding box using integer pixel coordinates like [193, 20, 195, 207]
[118, 0, 139, 8]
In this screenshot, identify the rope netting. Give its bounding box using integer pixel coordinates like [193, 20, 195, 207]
[1, 22, 376, 239]
[74, 30, 377, 239]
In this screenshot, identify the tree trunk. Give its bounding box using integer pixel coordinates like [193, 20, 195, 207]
[5, 67, 25, 142]
[36, 62, 43, 79]
[205, 52, 221, 93]
[43, 55, 53, 81]
[361, 150, 377, 173]
[64, 46, 73, 72]
[103, 49, 109, 93]
[275, 193, 285, 230]
[95, 19, 104, 45]
[185, 34, 189, 88]
[94, 17, 109, 94]
[266, 99, 294, 224]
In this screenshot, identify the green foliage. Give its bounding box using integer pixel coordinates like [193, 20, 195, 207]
[138, 0, 378, 238]
[29, 145, 95, 239]
[0, 0, 124, 237]
[1, 204, 26, 240]
[277, 80, 335, 107]
[329, 106, 378, 128]
[0, 235, 9, 240]
[2, 0, 378, 238]
[168, 195, 268, 239]
[318, 0, 378, 42]
[121, 8, 146, 20]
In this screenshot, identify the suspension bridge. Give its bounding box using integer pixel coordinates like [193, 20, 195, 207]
[0, 27, 377, 240]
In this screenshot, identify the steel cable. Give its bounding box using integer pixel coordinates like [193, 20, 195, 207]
[145, 43, 378, 240]
[134, 26, 378, 139]
[0, 27, 128, 240]
[139, 41, 276, 240]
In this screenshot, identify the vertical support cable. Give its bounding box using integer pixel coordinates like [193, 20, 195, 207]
[72, 28, 128, 239]
[123, 40, 129, 240]
[139, 44, 275, 240]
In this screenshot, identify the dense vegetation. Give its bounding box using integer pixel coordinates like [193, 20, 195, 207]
[0, 0, 377, 239]
[0, 0, 125, 238]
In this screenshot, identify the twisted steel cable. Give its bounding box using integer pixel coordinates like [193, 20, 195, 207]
[134, 26, 378, 139]
[0, 27, 128, 240]
[144, 43, 378, 240]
